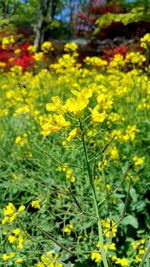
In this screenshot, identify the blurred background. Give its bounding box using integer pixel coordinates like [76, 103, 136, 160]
[0, 0, 150, 59]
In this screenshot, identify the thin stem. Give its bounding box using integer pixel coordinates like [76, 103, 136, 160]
[139, 238, 150, 267]
[38, 227, 74, 256]
[79, 120, 109, 267]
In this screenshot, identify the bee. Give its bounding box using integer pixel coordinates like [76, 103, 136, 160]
[17, 82, 27, 88]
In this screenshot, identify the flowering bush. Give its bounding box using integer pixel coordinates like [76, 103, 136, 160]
[0, 32, 54, 72]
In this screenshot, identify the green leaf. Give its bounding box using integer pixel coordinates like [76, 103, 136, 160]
[122, 215, 139, 229]
[130, 187, 138, 203]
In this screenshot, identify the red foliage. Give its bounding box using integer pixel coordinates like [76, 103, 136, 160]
[0, 40, 35, 71]
[89, 0, 123, 15]
[74, 0, 123, 37]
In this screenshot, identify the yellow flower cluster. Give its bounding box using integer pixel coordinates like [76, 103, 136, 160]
[34, 52, 44, 61]
[64, 42, 78, 52]
[112, 256, 128, 266]
[1, 204, 27, 264]
[31, 200, 40, 209]
[2, 203, 25, 224]
[91, 251, 101, 263]
[131, 238, 146, 263]
[15, 133, 28, 146]
[125, 52, 146, 66]
[102, 218, 118, 238]
[28, 44, 37, 53]
[63, 223, 74, 236]
[41, 41, 54, 53]
[57, 163, 76, 183]
[36, 252, 63, 267]
[2, 35, 15, 49]
[140, 33, 150, 49]
[109, 54, 125, 69]
[84, 56, 108, 67]
[133, 155, 145, 166]
[0, 61, 6, 68]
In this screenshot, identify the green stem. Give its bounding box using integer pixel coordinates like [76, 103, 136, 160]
[79, 120, 109, 267]
[139, 238, 150, 267]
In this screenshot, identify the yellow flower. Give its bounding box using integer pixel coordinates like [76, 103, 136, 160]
[2, 35, 15, 49]
[64, 42, 78, 52]
[14, 49, 21, 54]
[2, 216, 9, 225]
[70, 176, 76, 183]
[8, 235, 16, 243]
[133, 156, 145, 166]
[66, 128, 82, 142]
[90, 106, 106, 124]
[109, 243, 116, 250]
[55, 262, 63, 267]
[41, 41, 54, 53]
[91, 252, 101, 263]
[2, 252, 15, 261]
[63, 224, 73, 235]
[46, 96, 65, 115]
[36, 261, 45, 267]
[3, 203, 16, 216]
[136, 255, 141, 263]
[17, 235, 24, 249]
[41, 123, 61, 136]
[16, 258, 24, 263]
[28, 45, 37, 53]
[0, 61, 6, 68]
[31, 200, 40, 209]
[140, 33, 150, 49]
[18, 205, 25, 213]
[139, 249, 145, 255]
[114, 257, 128, 266]
[13, 228, 20, 235]
[65, 96, 89, 115]
[53, 114, 70, 128]
[34, 52, 44, 61]
[9, 214, 17, 222]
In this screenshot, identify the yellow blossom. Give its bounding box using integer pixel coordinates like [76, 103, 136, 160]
[90, 106, 106, 124]
[31, 200, 40, 209]
[65, 96, 89, 115]
[2, 252, 15, 261]
[8, 235, 16, 243]
[16, 258, 24, 263]
[9, 214, 17, 222]
[34, 52, 44, 61]
[2, 216, 9, 225]
[3, 203, 16, 216]
[114, 257, 128, 266]
[18, 205, 25, 213]
[17, 235, 24, 249]
[13, 228, 20, 235]
[36, 261, 45, 267]
[66, 128, 81, 142]
[63, 224, 73, 235]
[133, 156, 145, 166]
[41, 41, 54, 53]
[91, 252, 101, 263]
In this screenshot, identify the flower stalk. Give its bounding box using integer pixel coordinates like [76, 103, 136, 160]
[79, 120, 109, 267]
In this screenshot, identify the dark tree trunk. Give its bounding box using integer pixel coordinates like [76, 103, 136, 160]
[51, 0, 59, 19]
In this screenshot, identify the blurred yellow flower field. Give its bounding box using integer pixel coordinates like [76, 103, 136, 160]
[0, 36, 149, 267]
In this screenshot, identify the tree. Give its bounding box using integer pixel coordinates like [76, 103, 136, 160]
[94, 0, 150, 36]
[0, 0, 66, 49]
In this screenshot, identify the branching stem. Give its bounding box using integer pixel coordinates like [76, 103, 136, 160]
[79, 120, 109, 267]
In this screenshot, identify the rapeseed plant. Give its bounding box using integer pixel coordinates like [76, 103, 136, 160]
[0, 33, 149, 266]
